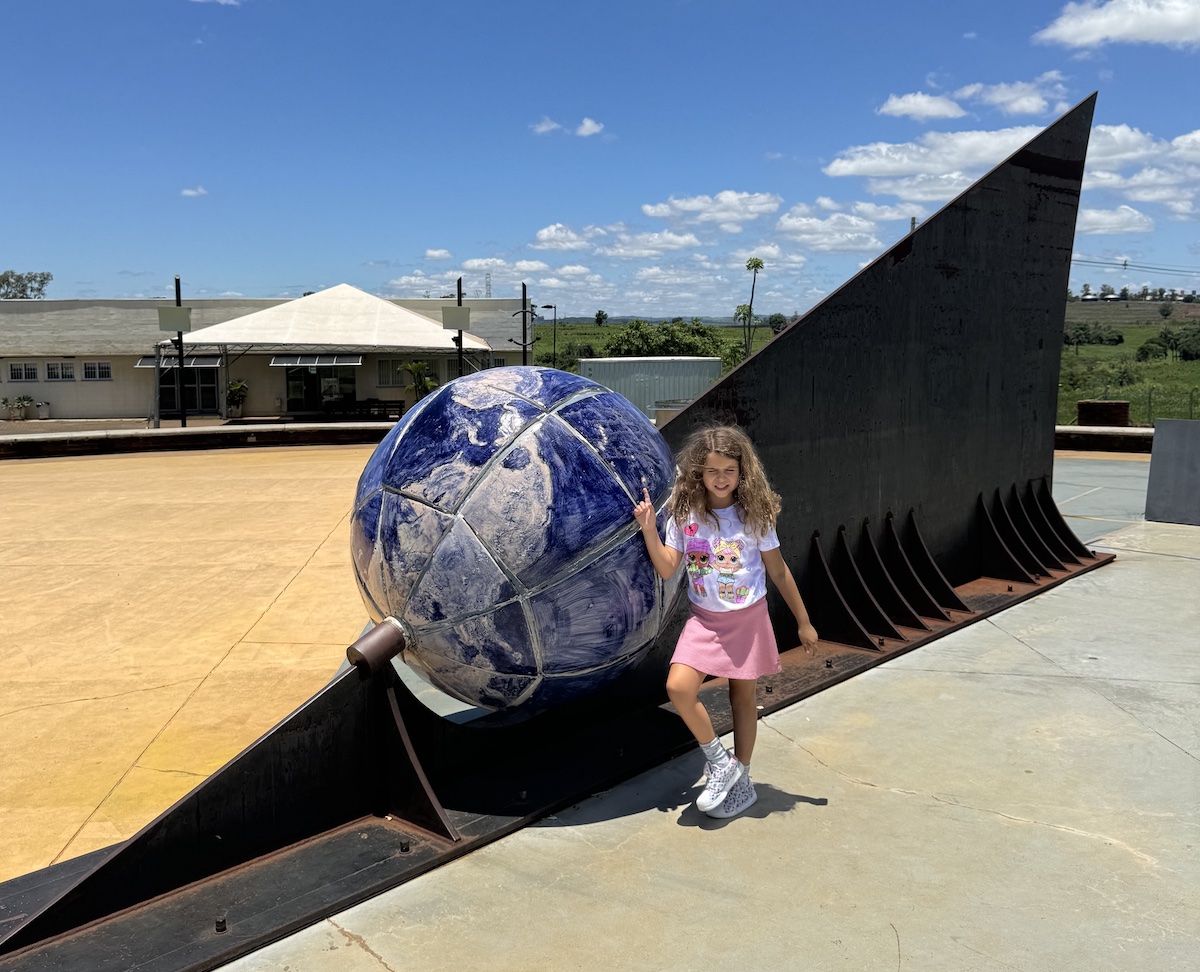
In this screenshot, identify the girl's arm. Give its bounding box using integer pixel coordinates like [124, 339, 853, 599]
[762, 547, 819, 655]
[633, 488, 683, 580]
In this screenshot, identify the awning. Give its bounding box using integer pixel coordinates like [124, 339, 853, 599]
[135, 355, 223, 369]
[268, 354, 364, 367]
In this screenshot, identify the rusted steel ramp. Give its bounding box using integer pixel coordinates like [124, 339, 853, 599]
[0, 93, 1110, 972]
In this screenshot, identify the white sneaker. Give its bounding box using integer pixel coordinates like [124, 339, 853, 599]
[695, 756, 744, 812]
[705, 770, 757, 818]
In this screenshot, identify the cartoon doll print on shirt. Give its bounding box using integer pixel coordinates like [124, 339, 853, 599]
[683, 526, 713, 597]
[712, 537, 747, 603]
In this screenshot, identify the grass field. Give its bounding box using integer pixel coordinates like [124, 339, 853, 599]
[535, 307, 1200, 426]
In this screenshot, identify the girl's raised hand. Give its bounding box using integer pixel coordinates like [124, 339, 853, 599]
[633, 487, 657, 531]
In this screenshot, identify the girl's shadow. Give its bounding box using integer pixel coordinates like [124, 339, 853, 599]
[537, 752, 827, 829]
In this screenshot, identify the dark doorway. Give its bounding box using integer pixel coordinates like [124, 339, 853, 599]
[285, 366, 357, 413]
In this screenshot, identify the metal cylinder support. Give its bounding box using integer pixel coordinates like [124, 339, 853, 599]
[346, 617, 407, 675]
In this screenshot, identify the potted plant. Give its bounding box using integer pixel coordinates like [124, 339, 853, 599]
[400, 361, 439, 401]
[1, 394, 33, 420]
[226, 379, 249, 419]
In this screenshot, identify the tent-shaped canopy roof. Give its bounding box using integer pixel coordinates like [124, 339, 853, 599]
[173, 284, 491, 353]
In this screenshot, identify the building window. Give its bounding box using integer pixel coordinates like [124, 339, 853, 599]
[377, 359, 408, 387]
[82, 361, 112, 381]
[491, 357, 507, 367]
[8, 363, 37, 381]
[46, 361, 76, 381]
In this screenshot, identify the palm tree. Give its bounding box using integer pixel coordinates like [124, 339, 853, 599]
[743, 258, 764, 355]
[401, 361, 439, 400]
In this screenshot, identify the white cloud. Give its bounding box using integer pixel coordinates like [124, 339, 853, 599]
[555, 264, 591, 276]
[180, 185, 208, 197]
[1087, 123, 1166, 168]
[531, 223, 603, 250]
[531, 117, 561, 135]
[1171, 129, 1200, 161]
[190, 0, 240, 5]
[384, 271, 462, 294]
[851, 201, 929, 221]
[776, 209, 884, 251]
[596, 230, 703, 259]
[425, 248, 452, 260]
[633, 266, 710, 285]
[461, 257, 508, 270]
[218, 290, 243, 297]
[815, 197, 840, 211]
[824, 126, 1042, 178]
[513, 259, 549, 272]
[953, 71, 1068, 116]
[576, 117, 604, 137]
[1076, 204, 1155, 234]
[765, 151, 783, 161]
[877, 92, 966, 121]
[1035, 0, 1200, 48]
[864, 173, 977, 203]
[641, 190, 782, 233]
[728, 243, 808, 268]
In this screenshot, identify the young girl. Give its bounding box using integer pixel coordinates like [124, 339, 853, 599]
[634, 425, 819, 818]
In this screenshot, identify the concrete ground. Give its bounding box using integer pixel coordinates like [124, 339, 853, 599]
[1, 446, 1196, 970]
[223, 451, 1198, 972]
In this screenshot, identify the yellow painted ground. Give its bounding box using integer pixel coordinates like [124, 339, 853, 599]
[0, 445, 375, 882]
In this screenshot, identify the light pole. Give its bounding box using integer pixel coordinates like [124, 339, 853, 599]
[509, 282, 538, 365]
[541, 304, 557, 369]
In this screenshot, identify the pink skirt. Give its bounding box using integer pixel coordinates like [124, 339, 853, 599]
[670, 599, 782, 680]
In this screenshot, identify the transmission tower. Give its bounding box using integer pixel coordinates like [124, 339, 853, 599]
[485, 272, 492, 298]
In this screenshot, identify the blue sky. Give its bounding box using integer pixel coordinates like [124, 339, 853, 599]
[6, 0, 1200, 316]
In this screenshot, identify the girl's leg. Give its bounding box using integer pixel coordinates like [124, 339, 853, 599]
[665, 663, 717, 744]
[728, 678, 758, 766]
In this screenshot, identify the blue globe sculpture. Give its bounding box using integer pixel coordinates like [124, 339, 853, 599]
[350, 366, 683, 711]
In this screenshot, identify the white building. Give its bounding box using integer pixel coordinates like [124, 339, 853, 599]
[0, 285, 532, 420]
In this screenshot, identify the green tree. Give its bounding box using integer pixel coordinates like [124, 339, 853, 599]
[1179, 334, 1200, 361]
[595, 309, 608, 326]
[743, 257, 764, 355]
[536, 340, 597, 373]
[1159, 302, 1174, 319]
[1135, 338, 1169, 362]
[401, 360, 439, 400]
[1099, 283, 1115, 297]
[0, 270, 53, 299]
[1158, 327, 1180, 361]
[1081, 283, 1092, 296]
[603, 317, 724, 359]
[767, 312, 788, 334]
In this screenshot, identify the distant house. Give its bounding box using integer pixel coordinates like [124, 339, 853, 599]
[1101, 293, 1121, 301]
[1080, 293, 1099, 302]
[0, 285, 525, 421]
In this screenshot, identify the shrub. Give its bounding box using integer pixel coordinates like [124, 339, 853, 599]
[1136, 339, 1169, 362]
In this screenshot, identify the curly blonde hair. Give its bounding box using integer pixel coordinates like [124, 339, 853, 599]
[669, 425, 781, 537]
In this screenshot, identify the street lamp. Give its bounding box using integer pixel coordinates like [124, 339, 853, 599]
[541, 304, 557, 369]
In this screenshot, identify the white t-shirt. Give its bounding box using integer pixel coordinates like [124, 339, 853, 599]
[664, 505, 779, 612]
